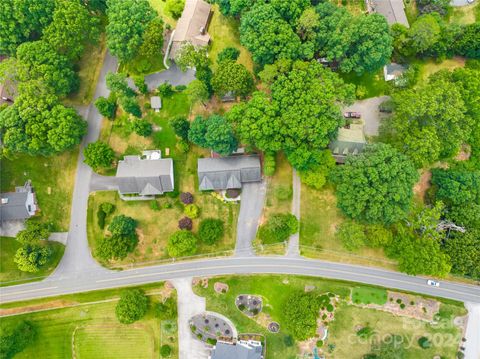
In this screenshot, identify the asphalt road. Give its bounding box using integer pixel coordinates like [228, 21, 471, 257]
[1, 257, 479, 304]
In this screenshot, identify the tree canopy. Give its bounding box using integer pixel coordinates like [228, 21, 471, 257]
[115, 289, 149, 324]
[106, 0, 156, 62]
[83, 141, 115, 170]
[188, 115, 238, 156]
[167, 230, 197, 257]
[284, 292, 322, 340]
[0, 321, 36, 359]
[212, 60, 254, 98]
[331, 144, 418, 224]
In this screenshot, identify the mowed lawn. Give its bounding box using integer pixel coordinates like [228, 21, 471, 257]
[300, 185, 396, 269]
[208, 5, 254, 71]
[0, 283, 177, 359]
[351, 286, 388, 305]
[416, 57, 466, 82]
[0, 150, 79, 231]
[193, 275, 465, 359]
[0, 237, 64, 285]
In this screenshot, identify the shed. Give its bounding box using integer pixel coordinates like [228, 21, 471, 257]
[150, 96, 162, 112]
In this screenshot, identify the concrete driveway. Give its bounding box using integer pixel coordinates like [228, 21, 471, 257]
[144, 64, 195, 90]
[464, 302, 480, 359]
[235, 181, 266, 256]
[89, 173, 119, 192]
[344, 96, 390, 136]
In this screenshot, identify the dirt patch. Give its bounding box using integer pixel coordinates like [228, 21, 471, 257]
[214, 282, 229, 294]
[455, 145, 471, 161]
[0, 299, 77, 316]
[414, 170, 432, 203]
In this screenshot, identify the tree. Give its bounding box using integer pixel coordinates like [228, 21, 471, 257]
[0, 0, 55, 55]
[183, 204, 199, 219]
[217, 47, 240, 63]
[106, 72, 135, 97]
[189, 115, 238, 156]
[155, 297, 177, 319]
[14, 245, 52, 272]
[14, 40, 78, 96]
[174, 43, 210, 71]
[167, 230, 197, 257]
[16, 221, 50, 245]
[240, 3, 303, 66]
[0, 321, 36, 359]
[258, 213, 298, 244]
[212, 60, 254, 97]
[270, 0, 310, 25]
[133, 76, 148, 94]
[408, 14, 442, 54]
[109, 215, 137, 236]
[284, 292, 321, 340]
[115, 289, 148, 324]
[456, 23, 480, 59]
[0, 81, 87, 156]
[335, 220, 366, 251]
[198, 218, 224, 244]
[170, 116, 190, 140]
[95, 96, 117, 119]
[97, 233, 138, 260]
[160, 345, 172, 358]
[131, 119, 152, 136]
[445, 203, 480, 230]
[106, 0, 156, 62]
[298, 150, 335, 189]
[431, 168, 480, 207]
[165, 0, 185, 19]
[297, 8, 320, 41]
[217, 0, 255, 16]
[178, 217, 193, 230]
[228, 60, 354, 170]
[443, 230, 480, 279]
[185, 80, 209, 105]
[119, 96, 142, 117]
[83, 141, 115, 169]
[43, 0, 99, 60]
[138, 18, 164, 58]
[417, 0, 450, 16]
[331, 144, 418, 224]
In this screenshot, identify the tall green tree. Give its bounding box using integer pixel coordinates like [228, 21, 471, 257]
[296, 8, 320, 41]
[0, 0, 55, 55]
[270, 0, 310, 25]
[138, 17, 164, 58]
[443, 230, 480, 279]
[185, 79, 209, 106]
[43, 0, 99, 60]
[167, 230, 197, 257]
[189, 115, 238, 156]
[83, 141, 115, 170]
[408, 13, 442, 54]
[14, 245, 52, 272]
[331, 144, 418, 224]
[212, 60, 254, 97]
[106, 0, 156, 62]
[115, 289, 148, 324]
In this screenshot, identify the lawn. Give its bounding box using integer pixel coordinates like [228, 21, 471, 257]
[0, 282, 177, 359]
[0, 237, 64, 286]
[0, 150, 79, 231]
[148, 0, 178, 27]
[119, 53, 166, 77]
[340, 68, 390, 99]
[330, 0, 366, 15]
[416, 57, 466, 82]
[300, 185, 396, 269]
[193, 275, 465, 359]
[351, 286, 387, 305]
[65, 33, 107, 105]
[449, 1, 479, 24]
[208, 5, 254, 71]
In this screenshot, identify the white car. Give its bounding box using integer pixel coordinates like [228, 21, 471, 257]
[427, 279, 440, 287]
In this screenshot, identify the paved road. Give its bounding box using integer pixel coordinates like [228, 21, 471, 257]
[344, 96, 390, 136]
[50, 52, 118, 278]
[2, 257, 479, 304]
[126, 64, 195, 92]
[234, 181, 267, 256]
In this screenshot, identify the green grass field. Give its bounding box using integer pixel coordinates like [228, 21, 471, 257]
[340, 68, 389, 99]
[449, 1, 479, 24]
[0, 151, 78, 231]
[194, 275, 465, 359]
[0, 283, 177, 359]
[0, 237, 64, 286]
[351, 286, 388, 305]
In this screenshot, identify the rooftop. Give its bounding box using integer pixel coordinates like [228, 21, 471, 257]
[210, 340, 262, 359]
[370, 0, 409, 27]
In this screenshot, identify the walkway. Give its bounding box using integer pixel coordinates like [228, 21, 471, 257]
[171, 278, 209, 359]
[287, 170, 301, 257]
[234, 181, 267, 257]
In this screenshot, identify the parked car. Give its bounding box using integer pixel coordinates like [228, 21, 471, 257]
[343, 111, 361, 118]
[427, 279, 440, 287]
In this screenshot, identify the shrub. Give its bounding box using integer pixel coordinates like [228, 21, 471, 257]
[158, 82, 174, 97]
[356, 85, 367, 99]
[155, 297, 177, 319]
[115, 289, 148, 324]
[160, 344, 172, 357]
[326, 304, 334, 312]
[131, 119, 152, 137]
[283, 335, 294, 347]
[175, 84, 187, 91]
[177, 139, 190, 153]
[178, 217, 193, 230]
[180, 192, 194, 204]
[198, 218, 224, 244]
[167, 230, 197, 257]
[364, 224, 392, 247]
[400, 303, 406, 309]
[335, 220, 366, 251]
[101, 202, 115, 215]
[217, 47, 240, 63]
[144, 102, 151, 110]
[95, 96, 117, 119]
[166, 189, 179, 198]
[284, 292, 322, 340]
[133, 76, 148, 94]
[206, 338, 217, 345]
[165, 0, 185, 19]
[170, 116, 190, 140]
[263, 151, 276, 176]
[238, 304, 246, 311]
[276, 186, 292, 200]
[225, 188, 240, 198]
[317, 340, 324, 347]
[184, 204, 200, 219]
[150, 200, 160, 211]
[258, 213, 298, 244]
[97, 208, 106, 229]
[418, 336, 431, 349]
[0, 321, 36, 359]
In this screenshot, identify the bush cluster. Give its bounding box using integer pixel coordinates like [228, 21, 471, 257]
[258, 213, 298, 244]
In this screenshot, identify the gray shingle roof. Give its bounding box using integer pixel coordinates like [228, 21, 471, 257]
[0, 192, 30, 221]
[371, 0, 409, 27]
[211, 341, 262, 359]
[197, 156, 261, 191]
[116, 156, 174, 195]
[329, 140, 366, 164]
[150, 96, 162, 109]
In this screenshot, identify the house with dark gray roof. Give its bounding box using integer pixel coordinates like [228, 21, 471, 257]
[116, 150, 174, 200]
[210, 340, 263, 359]
[198, 156, 261, 191]
[367, 0, 409, 27]
[0, 181, 37, 222]
[329, 123, 367, 164]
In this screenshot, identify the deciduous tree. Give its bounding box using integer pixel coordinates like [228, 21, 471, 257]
[167, 230, 197, 257]
[198, 218, 224, 244]
[189, 115, 238, 156]
[83, 141, 115, 169]
[138, 17, 164, 58]
[115, 289, 148, 324]
[14, 245, 52, 273]
[212, 60, 254, 97]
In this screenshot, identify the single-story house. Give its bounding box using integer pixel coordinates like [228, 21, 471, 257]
[384, 63, 407, 83]
[367, 0, 409, 27]
[116, 150, 174, 199]
[210, 340, 263, 359]
[0, 181, 37, 222]
[329, 123, 367, 164]
[169, 0, 212, 60]
[150, 96, 162, 112]
[197, 155, 261, 191]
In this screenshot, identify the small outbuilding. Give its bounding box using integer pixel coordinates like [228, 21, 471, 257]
[384, 63, 407, 83]
[150, 96, 162, 112]
[329, 123, 367, 164]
